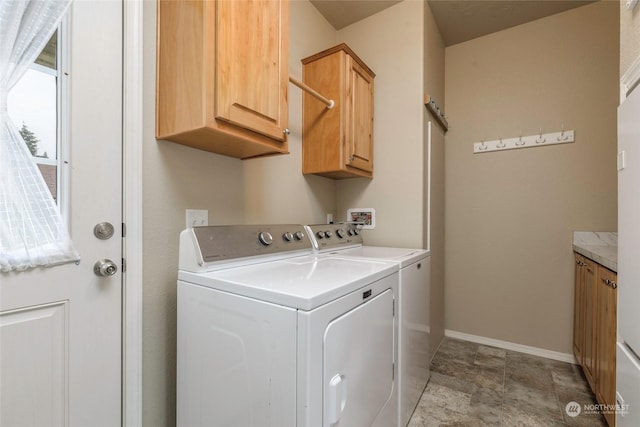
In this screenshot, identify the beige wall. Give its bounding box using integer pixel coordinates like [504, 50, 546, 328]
[621, 0, 640, 79]
[444, 1, 619, 354]
[142, 2, 245, 425]
[424, 2, 446, 359]
[142, 0, 444, 424]
[335, 0, 426, 249]
[243, 0, 338, 224]
[142, 1, 337, 425]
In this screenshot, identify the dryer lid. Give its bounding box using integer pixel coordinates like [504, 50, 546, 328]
[178, 255, 398, 310]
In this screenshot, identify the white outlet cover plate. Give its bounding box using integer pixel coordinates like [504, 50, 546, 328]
[186, 209, 208, 228]
[347, 208, 375, 230]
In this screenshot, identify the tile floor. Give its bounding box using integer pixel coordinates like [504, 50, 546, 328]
[408, 337, 607, 427]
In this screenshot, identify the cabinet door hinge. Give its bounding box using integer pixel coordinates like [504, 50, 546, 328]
[122, 222, 126, 238]
[122, 258, 127, 273]
[392, 363, 395, 380]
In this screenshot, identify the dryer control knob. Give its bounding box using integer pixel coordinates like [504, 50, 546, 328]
[325, 231, 333, 238]
[317, 231, 325, 239]
[336, 229, 345, 239]
[283, 232, 294, 242]
[294, 231, 304, 240]
[258, 231, 274, 246]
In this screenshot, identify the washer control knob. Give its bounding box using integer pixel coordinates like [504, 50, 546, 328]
[325, 230, 333, 238]
[283, 232, 294, 242]
[258, 231, 274, 246]
[336, 229, 345, 239]
[294, 231, 304, 240]
[316, 231, 325, 239]
[353, 228, 360, 236]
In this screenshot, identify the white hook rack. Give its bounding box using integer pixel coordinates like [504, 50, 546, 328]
[473, 128, 574, 154]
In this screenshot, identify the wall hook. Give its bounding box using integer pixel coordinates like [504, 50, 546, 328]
[497, 137, 506, 149]
[478, 140, 487, 151]
[557, 124, 568, 141]
[536, 128, 546, 144]
[516, 134, 525, 146]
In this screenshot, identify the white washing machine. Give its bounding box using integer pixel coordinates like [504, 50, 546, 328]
[305, 223, 430, 427]
[177, 224, 399, 427]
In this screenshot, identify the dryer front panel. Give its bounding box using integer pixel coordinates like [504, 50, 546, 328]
[323, 289, 395, 427]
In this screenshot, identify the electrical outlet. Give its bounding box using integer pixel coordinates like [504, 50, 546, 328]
[327, 213, 334, 224]
[347, 208, 375, 230]
[186, 209, 208, 228]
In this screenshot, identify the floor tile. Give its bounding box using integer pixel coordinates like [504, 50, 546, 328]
[408, 337, 608, 427]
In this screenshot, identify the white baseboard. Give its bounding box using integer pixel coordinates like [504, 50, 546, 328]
[444, 329, 577, 365]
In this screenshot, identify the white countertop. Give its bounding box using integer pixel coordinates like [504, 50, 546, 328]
[572, 231, 618, 272]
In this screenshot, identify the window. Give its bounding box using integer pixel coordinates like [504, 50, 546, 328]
[8, 30, 61, 202]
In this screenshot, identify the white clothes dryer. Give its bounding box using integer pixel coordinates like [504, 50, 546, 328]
[305, 223, 431, 427]
[177, 224, 399, 427]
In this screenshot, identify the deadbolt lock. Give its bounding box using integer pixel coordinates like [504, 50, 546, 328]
[94, 222, 115, 240]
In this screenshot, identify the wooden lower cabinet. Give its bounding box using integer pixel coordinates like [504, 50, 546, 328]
[596, 266, 617, 427]
[573, 252, 617, 427]
[573, 254, 597, 388]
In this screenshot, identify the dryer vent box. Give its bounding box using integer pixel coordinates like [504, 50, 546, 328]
[347, 208, 375, 229]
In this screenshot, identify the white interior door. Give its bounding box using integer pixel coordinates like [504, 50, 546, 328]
[0, 2, 122, 426]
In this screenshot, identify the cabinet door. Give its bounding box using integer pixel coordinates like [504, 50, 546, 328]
[573, 254, 585, 363]
[215, 0, 288, 142]
[323, 290, 394, 427]
[582, 257, 597, 389]
[596, 267, 617, 427]
[346, 57, 374, 173]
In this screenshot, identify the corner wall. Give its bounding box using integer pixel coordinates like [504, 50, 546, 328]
[423, 2, 446, 359]
[141, 1, 337, 425]
[243, 0, 338, 224]
[335, 0, 426, 249]
[444, 1, 619, 354]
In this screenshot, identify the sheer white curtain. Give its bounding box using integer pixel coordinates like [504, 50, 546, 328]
[0, 0, 76, 272]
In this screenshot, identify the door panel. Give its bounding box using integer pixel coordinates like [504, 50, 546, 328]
[323, 289, 394, 427]
[583, 258, 597, 389]
[346, 58, 374, 172]
[0, 2, 122, 425]
[0, 303, 68, 426]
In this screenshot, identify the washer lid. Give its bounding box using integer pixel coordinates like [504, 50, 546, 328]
[178, 255, 398, 310]
[328, 246, 430, 268]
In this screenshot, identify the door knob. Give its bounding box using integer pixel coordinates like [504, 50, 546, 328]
[94, 259, 118, 277]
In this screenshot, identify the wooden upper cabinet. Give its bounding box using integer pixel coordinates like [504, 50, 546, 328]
[301, 44, 375, 179]
[156, 0, 290, 159]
